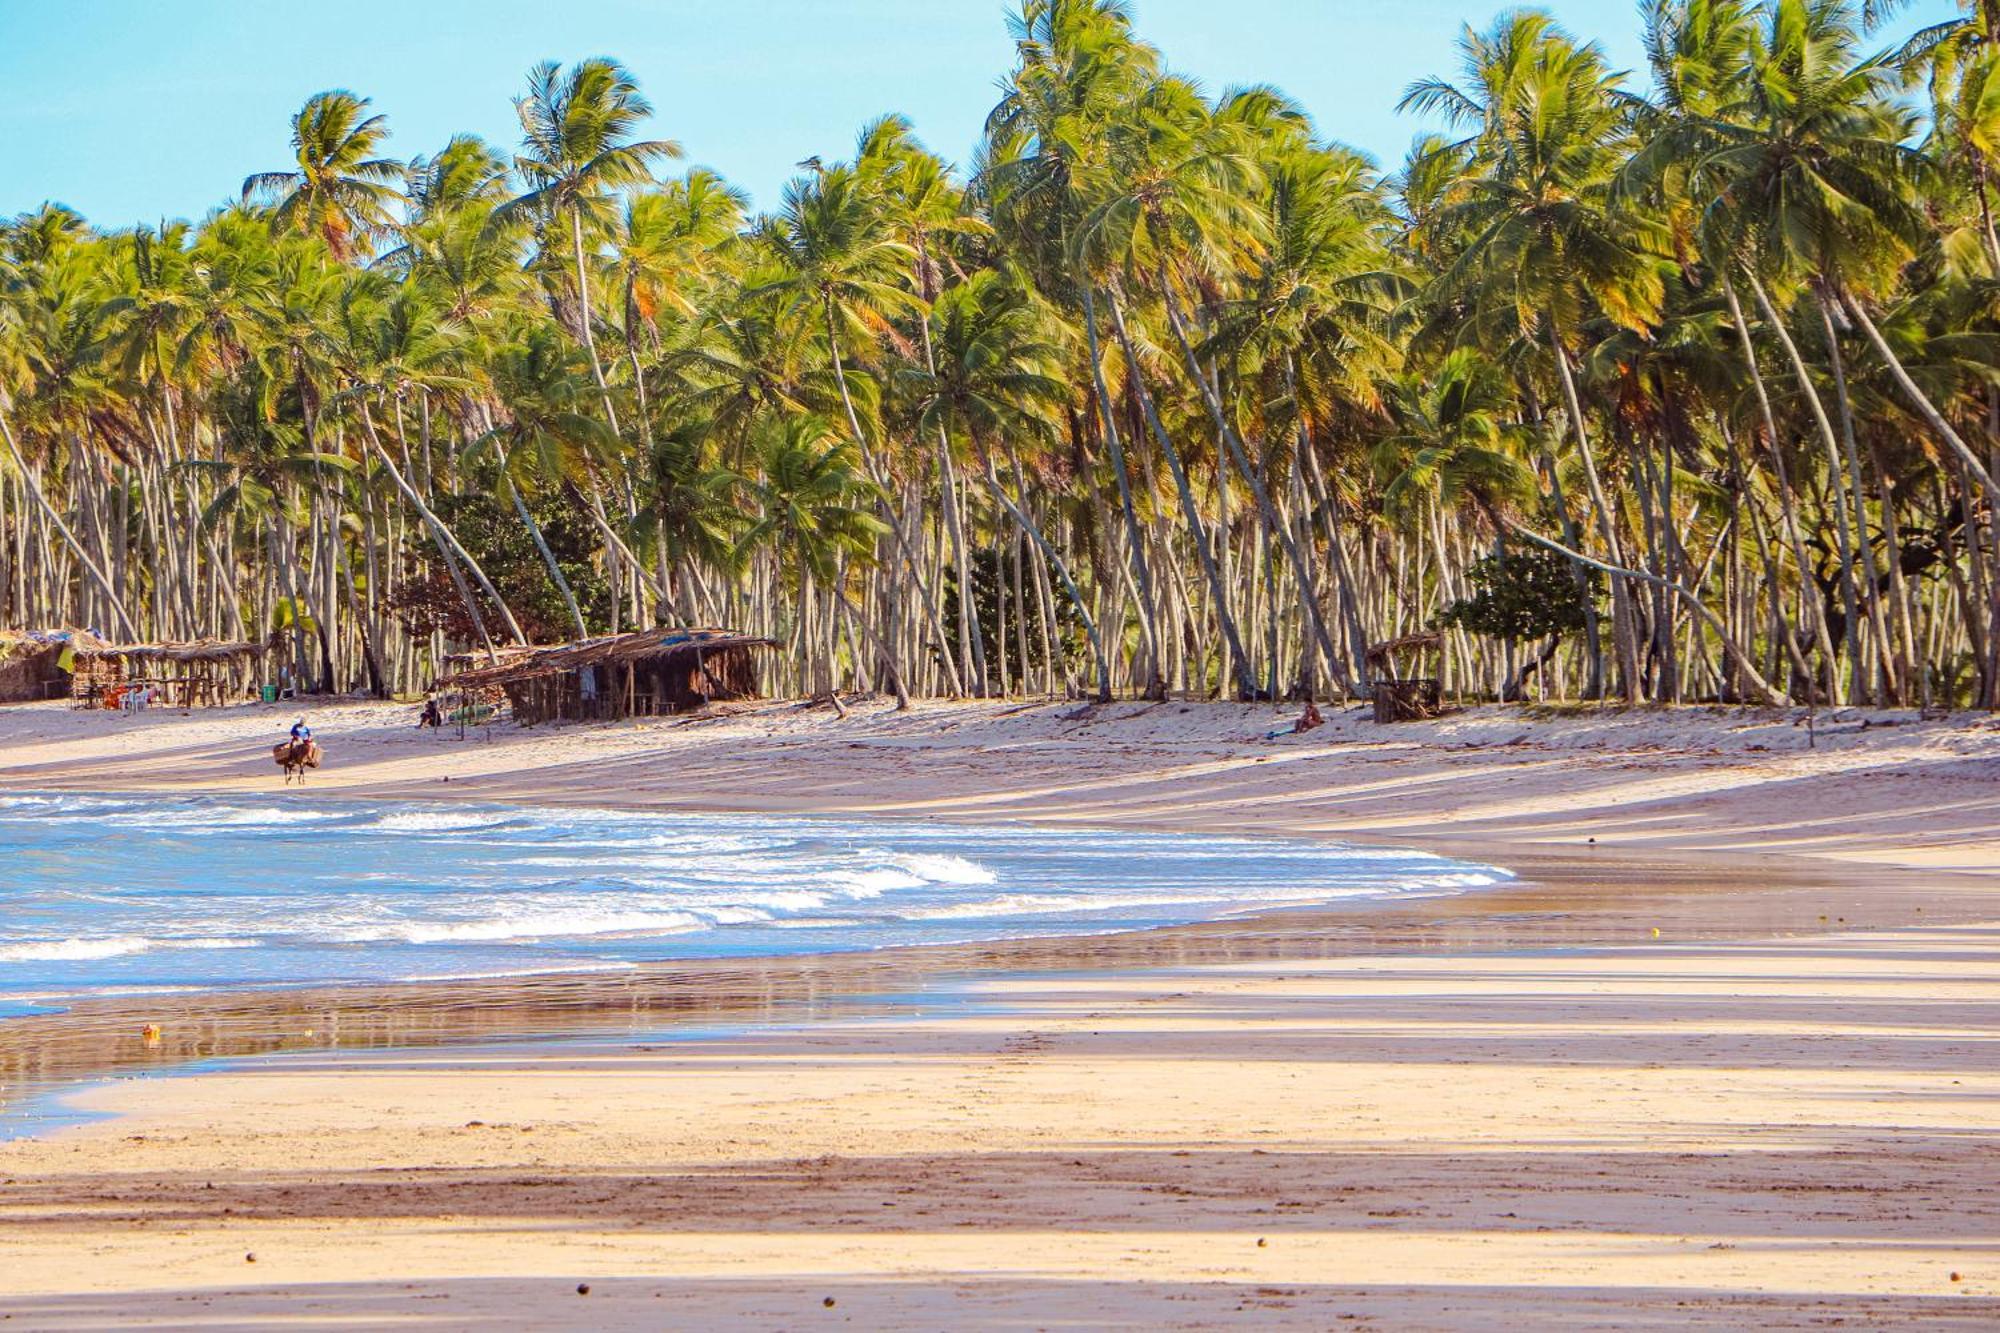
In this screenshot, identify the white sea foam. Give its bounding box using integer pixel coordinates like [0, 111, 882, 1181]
[0, 936, 257, 963]
[903, 892, 1217, 921]
[888, 852, 998, 885]
[347, 907, 710, 945]
[366, 810, 519, 834]
[829, 868, 929, 896]
[0, 791, 1511, 1000]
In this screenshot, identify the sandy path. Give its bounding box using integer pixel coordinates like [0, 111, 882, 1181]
[0, 698, 1996, 1327]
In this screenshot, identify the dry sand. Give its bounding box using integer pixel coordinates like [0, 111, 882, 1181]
[0, 696, 1996, 1328]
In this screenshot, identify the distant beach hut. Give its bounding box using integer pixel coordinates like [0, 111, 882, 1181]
[435, 628, 775, 726]
[0, 629, 110, 704]
[1365, 632, 1445, 723]
[69, 637, 271, 709]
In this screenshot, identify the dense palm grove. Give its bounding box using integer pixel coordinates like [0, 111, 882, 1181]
[2, 0, 1997, 709]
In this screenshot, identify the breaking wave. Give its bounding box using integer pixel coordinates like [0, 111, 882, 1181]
[0, 792, 1509, 1002]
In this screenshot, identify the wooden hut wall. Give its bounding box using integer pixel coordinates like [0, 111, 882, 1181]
[662, 644, 759, 708]
[69, 653, 127, 699]
[0, 643, 72, 703]
[496, 644, 765, 725]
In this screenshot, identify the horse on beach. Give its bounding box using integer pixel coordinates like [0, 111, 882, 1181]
[273, 739, 322, 784]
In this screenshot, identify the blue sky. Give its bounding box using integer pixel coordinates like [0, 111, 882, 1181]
[0, 0, 1965, 227]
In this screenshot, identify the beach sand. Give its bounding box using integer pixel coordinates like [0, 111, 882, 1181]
[0, 696, 1996, 1327]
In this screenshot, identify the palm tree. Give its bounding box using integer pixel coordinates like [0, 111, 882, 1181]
[468, 323, 629, 638]
[405, 135, 513, 221]
[1404, 11, 1671, 699]
[613, 169, 748, 433]
[754, 163, 946, 695]
[984, 0, 1172, 694]
[503, 58, 681, 438]
[6, 0, 1999, 713]
[739, 415, 888, 709]
[899, 271, 1114, 699]
[243, 91, 404, 261]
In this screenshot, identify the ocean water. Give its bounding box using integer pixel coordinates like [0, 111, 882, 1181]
[0, 791, 1509, 1005]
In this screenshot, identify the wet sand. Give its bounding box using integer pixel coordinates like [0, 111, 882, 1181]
[0, 698, 1996, 1327]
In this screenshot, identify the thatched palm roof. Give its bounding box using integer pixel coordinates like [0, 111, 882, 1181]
[84, 638, 269, 665]
[0, 628, 112, 656]
[1365, 631, 1443, 667]
[438, 628, 774, 690]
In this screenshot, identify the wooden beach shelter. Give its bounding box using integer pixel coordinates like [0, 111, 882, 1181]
[437, 628, 775, 726]
[1365, 631, 1445, 723]
[0, 629, 110, 703]
[69, 638, 270, 709]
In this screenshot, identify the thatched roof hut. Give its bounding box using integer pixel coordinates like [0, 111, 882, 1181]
[70, 637, 270, 708]
[0, 630, 110, 704]
[436, 627, 775, 725]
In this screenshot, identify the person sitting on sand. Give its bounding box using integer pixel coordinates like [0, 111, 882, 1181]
[417, 696, 442, 730]
[1263, 701, 1325, 741]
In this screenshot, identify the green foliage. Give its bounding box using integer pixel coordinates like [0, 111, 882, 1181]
[1437, 549, 1599, 644]
[1, 0, 1995, 710]
[393, 492, 608, 642]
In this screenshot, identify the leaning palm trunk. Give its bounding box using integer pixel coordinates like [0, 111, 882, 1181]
[570, 208, 624, 439]
[0, 401, 137, 639]
[1742, 270, 1867, 702]
[1503, 519, 1785, 705]
[1159, 275, 1351, 697]
[1815, 293, 1896, 702]
[1103, 286, 1260, 700]
[1547, 324, 1642, 701]
[829, 583, 911, 710]
[507, 475, 589, 639]
[1081, 285, 1165, 695]
[358, 402, 527, 651]
[1720, 275, 1840, 693]
[1837, 288, 2000, 500]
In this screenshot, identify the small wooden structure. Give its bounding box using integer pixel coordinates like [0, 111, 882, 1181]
[1366, 632, 1445, 723]
[70, 638, 270, 709]
[0, 630, 110, 703]
[436, 628, 774, 726]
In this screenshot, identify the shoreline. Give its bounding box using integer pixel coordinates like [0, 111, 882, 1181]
[5, 780, 1990, 1122]
[1, 698, 1996, 1326]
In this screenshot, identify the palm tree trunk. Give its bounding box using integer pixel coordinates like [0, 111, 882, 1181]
[1722, 274, 1840, 693]
[820, 292, 959, 697]
[1504, 519, 1784, 704]
[1838, 288, 1999, 497]
[1080, 285, 1165, 695]
[1547, 324, 1642, 701]
[358, 402, 526, 650]
[0, 404, 137, 638]
[981, 449, 1112, 702]
[1815, 292, 1896, 701]
[1742, 271, 1862, 700]
[1103, 286, 1259, 700]
[508, 476, 588, 639]
[569, 208, 623, 438]
[1158, 274, 1352, 697]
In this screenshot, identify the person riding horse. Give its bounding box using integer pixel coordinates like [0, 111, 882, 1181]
[275, 717, 322, 783]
